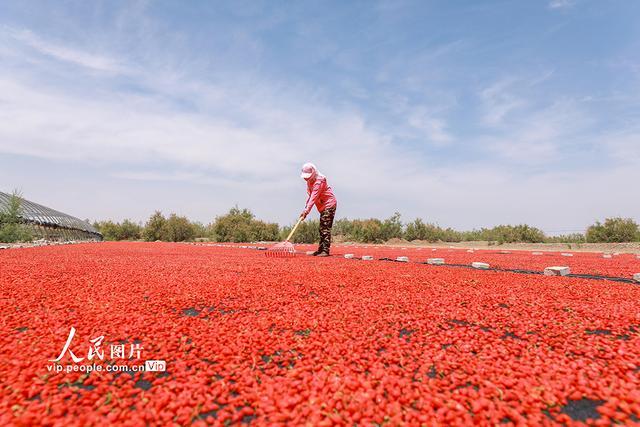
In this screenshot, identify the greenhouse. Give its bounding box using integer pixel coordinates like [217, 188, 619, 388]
[0, 191, 102, 241]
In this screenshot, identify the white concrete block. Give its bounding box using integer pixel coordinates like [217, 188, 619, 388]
[472, 262, 490, 269]
[532, 252, 543, 255]
[344, 253, 354, 259]
[427, 258, 445, 265]
[561, 253, 573, 257]
[634, 273, 640, 283]
[362, 255, 374, 261]
[603, 254, 612, 259]
[396, 256, 409, 262]
[544, 266, 571, 276]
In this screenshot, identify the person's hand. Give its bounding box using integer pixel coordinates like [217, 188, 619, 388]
[299, 211, 307, 221]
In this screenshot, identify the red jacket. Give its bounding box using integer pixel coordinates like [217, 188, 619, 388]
[303, 175, 337, 215]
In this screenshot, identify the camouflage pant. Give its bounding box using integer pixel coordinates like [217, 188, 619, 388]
[318, 207, 336, 253]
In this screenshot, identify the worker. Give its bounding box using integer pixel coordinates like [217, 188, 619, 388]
[299, 163, 337, 256]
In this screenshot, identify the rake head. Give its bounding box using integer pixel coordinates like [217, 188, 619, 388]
[265, 241, 296, 258]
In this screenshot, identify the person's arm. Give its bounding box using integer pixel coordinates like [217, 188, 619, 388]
[301, 179, 323, 218]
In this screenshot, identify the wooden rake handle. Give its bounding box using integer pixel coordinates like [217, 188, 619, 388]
[285, 217, 304, 242]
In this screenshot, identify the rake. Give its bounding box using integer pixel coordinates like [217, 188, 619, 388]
[265, 217, 303, 258]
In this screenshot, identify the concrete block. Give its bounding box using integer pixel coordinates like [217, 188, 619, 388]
[532, 252, 543, 255]
[427, 258, 445, 265]
[362, 255, 374, 261]
[472, 262, 490, 269]
[603, 254, 612, 259]
[544, 266, 571, 276]
[634, 273, 640, 283]
[396, 256, 409, 262]
[344, 254, 354, 259]
[560, 253, 573, 257]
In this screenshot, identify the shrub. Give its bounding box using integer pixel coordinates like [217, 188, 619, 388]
[119, 219, 143, 240]
[545, 233, 586, 244]
[143, 211, 168, 241]
[165, 214, 196, 242]
[191, 222, 209, 239]
[490, 224, 546, 244]
[211, 207, 280, 242]
[349, 219, 384, 243]
[332, 213, 405, 243]
[405, 219, 444, 242]
[282, 219, 320, 244]
[333, 218, 354, 238]
[0, 190, 32, 243]
[586, 217, 639, 243]
[93, 220, 117, 241]
[93, 219, 142, 241]
[381, 212, 404, 241]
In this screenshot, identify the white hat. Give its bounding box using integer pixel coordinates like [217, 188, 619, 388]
[300, 162, 316, 179]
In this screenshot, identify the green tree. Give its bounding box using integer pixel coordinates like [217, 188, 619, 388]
[117, 219, 143, 240]
[210, 207, 280, 242]
[0, 190, 32, 243]
[586, 217, 639, 243]
[380, 212, 403, 241]
[143, 211, 168, 241]
[92, 219, 142, 241]
[281, 219, 320, 243]
[165, 214, 196, 242]
[93, 220, 120, 241]
[405, 219, 444, 242]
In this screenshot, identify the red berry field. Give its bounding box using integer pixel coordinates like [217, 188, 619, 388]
[1, 242, 639, 426]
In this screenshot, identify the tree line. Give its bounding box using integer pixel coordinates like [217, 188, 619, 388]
[92, 207, 640, 245]
[1, 190, 639, 244]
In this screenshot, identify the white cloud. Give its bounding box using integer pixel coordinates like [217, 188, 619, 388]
[2, 26, 127, 73]
[480, 78, 527, 126]
[0, 27, 638, 232]
[548, 0, 576, 9]
[601, 129, 640, 165]
[483, 99, 591, 164]
[407, 111, 453, 145]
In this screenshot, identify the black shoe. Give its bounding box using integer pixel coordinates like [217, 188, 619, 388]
[316, 252, 330, 257]
[312, 250, 322, 256]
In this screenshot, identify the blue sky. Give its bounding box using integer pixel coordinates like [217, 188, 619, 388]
[0, 0, 638, 233]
